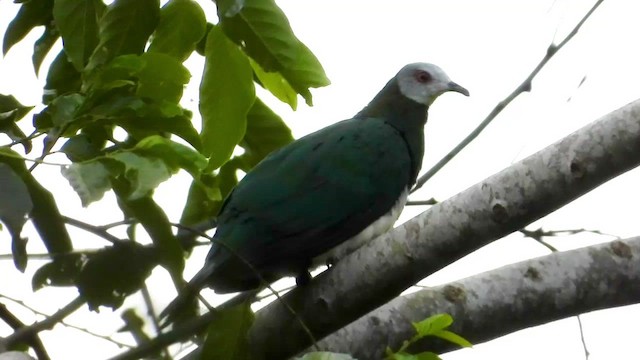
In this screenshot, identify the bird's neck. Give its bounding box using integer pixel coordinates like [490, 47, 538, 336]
[355, 79, 428, 184]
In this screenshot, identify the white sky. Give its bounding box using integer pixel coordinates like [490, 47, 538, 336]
[1, 0, 640, 359]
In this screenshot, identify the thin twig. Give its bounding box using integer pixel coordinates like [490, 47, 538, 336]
[3, 296, 86, 348]
[0, 130, 43, 149]
[140, 284, 172, 359]
[576, 315, 590, 360]
[412, 0, 605, 193]
[62, 215, 125, 244]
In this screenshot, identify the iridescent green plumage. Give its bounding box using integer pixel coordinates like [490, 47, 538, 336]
[162, 63, 468, 319]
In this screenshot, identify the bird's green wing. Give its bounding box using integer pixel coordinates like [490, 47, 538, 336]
[209, 118, 414, 288]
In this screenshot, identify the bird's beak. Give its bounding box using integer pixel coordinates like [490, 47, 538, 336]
[447, 81, 470, 96]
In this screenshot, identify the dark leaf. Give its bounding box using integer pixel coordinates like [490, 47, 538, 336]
[60, 133, 103, 162]
[3, 0, 54, 55]
[201, 301, 254, 360]
[0, 94, 34, 152]
[217, 0, 329, 105]
[241, 97, 293, 167]
[116, 194, 183, 281]
[0, 148, 73, 255]
[200, 25, 255, 170]
[0, 164, 33, 271]
[86, 0, 160, 71]
[32, 24, 59, 74]
[53, 0, 106, 71]
[148, 0, 206, 62]
[43, 50, 82, 104]
[178, 173, 220, 233]
[76, 242, 157, 310]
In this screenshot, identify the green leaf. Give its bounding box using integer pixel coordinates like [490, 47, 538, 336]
[86, 0, 160, 71]
[178, 174, 221, 232]
[61, 159, 118, 207]
[43, 50, 82, 104]
[117, 194, 183, 280]
[200, 25, 255, 170]
[0, 94, 35, 153]
[0, 149, 73, 255]
[241, 97, 293, 167]
[412, 314, 453, 338]
[0, 164, 33, 271]
[133, 135, 207, 177]
[136, 52, 191, 103]
[433, 330, 472, 348]
[389, 352, 441, 360]
[149, 0, 206, 62]
[53, 0, 106, 71]
[0, 94, 33, 119]
[76, 242, 157, 310]
[3, 0, 54, 55]
[201, 302, 254, 360]
[49, 93, 85, 127]
[217, 0, 330, 105]
[62, 138, 204, 206]
[250, 58, 297, 110]
[32, 24, 60, 74]
[60, 134, 103, 162]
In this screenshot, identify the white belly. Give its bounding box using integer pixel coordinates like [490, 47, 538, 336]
[312, 188, 409, 268]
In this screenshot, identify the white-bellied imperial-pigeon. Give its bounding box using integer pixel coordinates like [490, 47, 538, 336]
[163, 62, 468, 317]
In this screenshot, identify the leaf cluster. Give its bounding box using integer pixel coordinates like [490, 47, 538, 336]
[0, 0, 329, 352]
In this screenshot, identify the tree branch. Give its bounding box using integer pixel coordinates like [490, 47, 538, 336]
[247, 98, 640, 359]
[2, 297, 85, 349]
[0, 303, 50, 360]
[411, 0, 605, 192]
[316, 236, 640, 358]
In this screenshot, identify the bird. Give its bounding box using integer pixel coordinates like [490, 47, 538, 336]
[162, 62, 468, 319]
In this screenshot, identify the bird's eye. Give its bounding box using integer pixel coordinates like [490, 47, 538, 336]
[415, 70, 432, 83]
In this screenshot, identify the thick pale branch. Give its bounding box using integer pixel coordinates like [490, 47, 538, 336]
[248, 99, 640, 359]
[317, 236, 640, 358]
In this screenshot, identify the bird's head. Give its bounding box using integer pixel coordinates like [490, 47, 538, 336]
[396, 62, 469, 106]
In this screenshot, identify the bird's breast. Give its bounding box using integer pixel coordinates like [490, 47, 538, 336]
[312, 187, 409, 268]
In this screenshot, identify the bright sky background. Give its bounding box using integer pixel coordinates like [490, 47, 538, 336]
[1, 0, 640, 359]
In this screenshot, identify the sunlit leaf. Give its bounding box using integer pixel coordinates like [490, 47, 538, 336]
[200, 25, 255, 170]
[136, 52, 191, 103]
[250, 58, 297, 110]
[217, 0, 329, 105]
[149, 0, 206, 62]
[201, 302, 254, 360]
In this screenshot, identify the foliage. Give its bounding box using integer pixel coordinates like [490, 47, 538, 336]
[0, 0, 327, 354]
[385, 314, 472, 360]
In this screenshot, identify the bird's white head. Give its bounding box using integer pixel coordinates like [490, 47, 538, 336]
[396, 62, 469, 106]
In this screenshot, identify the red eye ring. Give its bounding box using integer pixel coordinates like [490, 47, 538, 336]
[415, 70, 432, 83]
